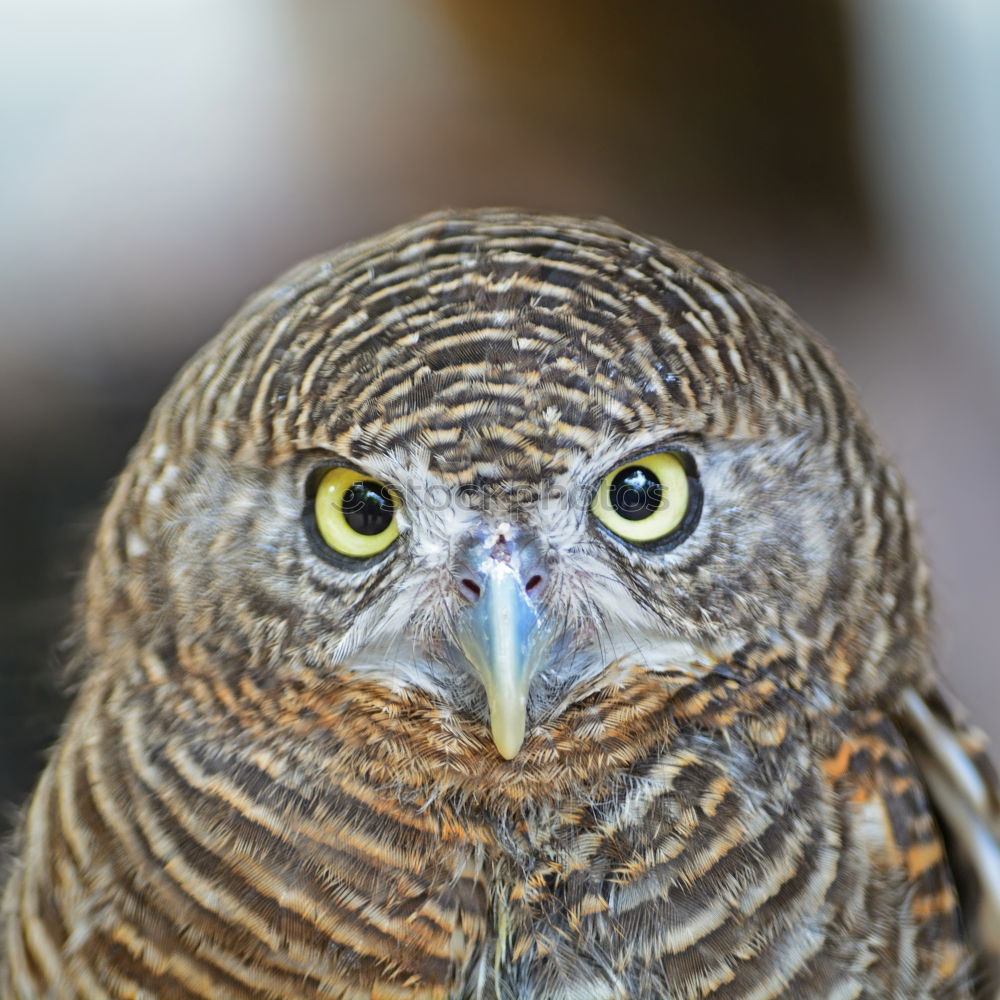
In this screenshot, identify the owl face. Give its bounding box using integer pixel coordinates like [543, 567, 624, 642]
[152, 403, 838, 758]
[104, 211, 928, 759]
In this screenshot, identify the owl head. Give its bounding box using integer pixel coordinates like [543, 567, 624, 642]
[87, 210, 930, 760]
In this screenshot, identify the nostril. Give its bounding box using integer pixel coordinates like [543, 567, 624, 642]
[459, 578, 482, 602]
[525, 573, 544, 595]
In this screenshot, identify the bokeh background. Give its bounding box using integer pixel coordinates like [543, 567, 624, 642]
[2, 0, 998, 828]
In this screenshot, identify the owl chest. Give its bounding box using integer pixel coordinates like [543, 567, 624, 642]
[27, 700, 964, 1000]
[462, 747, 848, 999]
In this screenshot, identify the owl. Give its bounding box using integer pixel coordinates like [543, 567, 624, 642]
[3, 210, 999, 1000]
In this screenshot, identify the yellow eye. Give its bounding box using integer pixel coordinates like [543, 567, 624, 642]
[591, 452, 693, 545]
[313, 467, 400, 559]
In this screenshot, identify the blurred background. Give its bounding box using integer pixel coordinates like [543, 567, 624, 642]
[2, 0, 998, 826]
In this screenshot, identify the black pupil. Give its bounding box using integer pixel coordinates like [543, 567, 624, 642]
[342, 480, 395, 535]
[610, 466, 663, 521]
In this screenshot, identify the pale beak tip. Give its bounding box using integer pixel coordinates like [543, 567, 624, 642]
[490, 710, 526, 760]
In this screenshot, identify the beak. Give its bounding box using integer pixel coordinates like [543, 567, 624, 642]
[453, 538, 554, 759]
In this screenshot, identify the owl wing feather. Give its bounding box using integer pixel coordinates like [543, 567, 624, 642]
[897, 685, 1000, 999]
